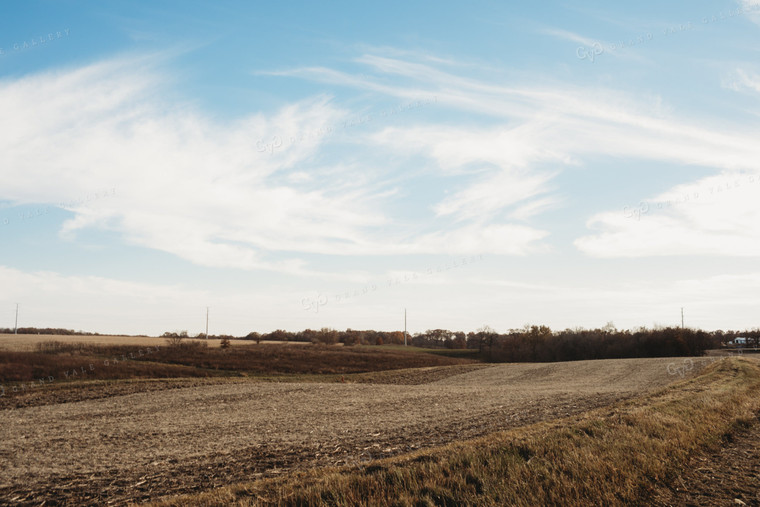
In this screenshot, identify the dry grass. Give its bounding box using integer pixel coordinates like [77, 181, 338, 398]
[0, 334, 307, 351]
[151, 357, 760, 506]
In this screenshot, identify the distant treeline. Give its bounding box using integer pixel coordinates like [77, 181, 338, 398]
[242, 328, 407, 346]
[7, 325, 758, 363]
[236, 326, 755, 362]
[475, 326, 715, 362]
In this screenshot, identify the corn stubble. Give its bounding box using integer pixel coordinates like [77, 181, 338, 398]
[154, 358, 760, 506]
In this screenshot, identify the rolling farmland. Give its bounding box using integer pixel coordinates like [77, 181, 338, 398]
[0, 356, 716, 504]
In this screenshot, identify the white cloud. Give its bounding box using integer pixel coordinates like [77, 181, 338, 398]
[7, 48, 760, 272]
[576, 172, 760, 257]
[0, 53, 560, 271]
[739, 0, 760, 25]
[281, 50, 760, 260]
[434, 171, 555, 222]
[510, 197, 561, 220]
[725, 68, 760, 94]
[1, 56, 385, 272]
[413, 224, 548, 255]
[540, 28, 645, 63]
[371, 124, 561, 223]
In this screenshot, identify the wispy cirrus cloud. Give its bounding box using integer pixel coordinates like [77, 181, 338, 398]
[540, 27, 637, 63]
[740, 0, 760, 23]
[0, 55, 419, 273]
[1, 52, 559, 268]
[7, 45, 760, 276]
[287, 51, 760, 169]
[277, 49, 760, 261]
[725, 68, 760, 94]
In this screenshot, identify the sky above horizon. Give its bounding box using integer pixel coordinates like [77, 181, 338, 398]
[1, 1, 760, 336]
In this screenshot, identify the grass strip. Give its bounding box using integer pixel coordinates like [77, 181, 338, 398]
[150, 357, 760, 506]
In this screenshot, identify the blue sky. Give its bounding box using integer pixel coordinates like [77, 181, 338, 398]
[1, 1, 760, 336]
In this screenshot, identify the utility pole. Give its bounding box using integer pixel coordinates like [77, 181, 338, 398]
[404, 308, 407, 346]
[681, 307, 684, 329]
[14, 303, 18, 334]
[205, 307, 209, 339]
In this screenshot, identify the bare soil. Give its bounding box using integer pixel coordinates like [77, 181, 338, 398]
[0, 357, 710, 505]
[0, 378, 240, 411]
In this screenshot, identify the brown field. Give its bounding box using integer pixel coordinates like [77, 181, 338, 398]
[0, 334, 306, 351]
[174, 357, 758, 507]
[0, 356, 713, 505]
[0, 342, 476, 396]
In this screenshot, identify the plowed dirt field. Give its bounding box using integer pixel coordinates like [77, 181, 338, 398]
[0, 357, 710, 505]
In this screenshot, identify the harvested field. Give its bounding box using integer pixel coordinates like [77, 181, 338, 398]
[0, 378, 243, 410]
[0, 343, 477, 388]
[0, 357, 711, 505]
[0, 334, 302, 351]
